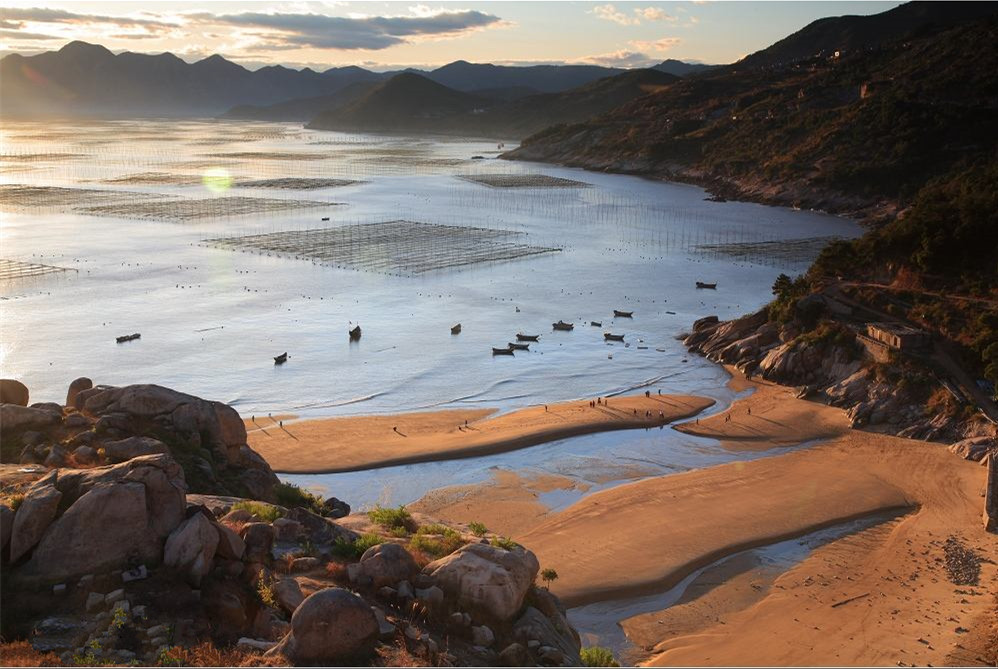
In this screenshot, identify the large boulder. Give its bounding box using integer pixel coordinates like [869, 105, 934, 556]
[0, 404, 60, 434]
[9, 481, 62, 562]
[949, 436, 995, 462]
[266, 588, 378, 664]
[0, 379, 29, 406]
[66, 377, 93, 408]
[215, 522, 246, 560]
[358, 542, 418, 588]
[102, 436, 168, 463]
[17, 455, 187, 582]
[423, 542, 539, 622]
[163, 513, 219, 585]
[284, 507, 358, 546]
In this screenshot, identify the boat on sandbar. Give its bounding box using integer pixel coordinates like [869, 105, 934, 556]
[590, 321, 602, 327]
[451, 324, 462, 335]
[492, 346, 514, 355]
[116, 333, 141, 344]
[508, 341, 530, 351]
[349, 325, 362, 340]
[274, 352, 288, 364]
[613, 310, 633, 318]
[552, 320, 574, 331]
[517, 333, 540, 341]
[604, 333, 625, 342]
[696, 281, 717, 289]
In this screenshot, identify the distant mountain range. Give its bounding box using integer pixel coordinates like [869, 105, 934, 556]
[507, 2, 998, 216]
[305, 68, 678, 138]
[0, 41, 709, 119]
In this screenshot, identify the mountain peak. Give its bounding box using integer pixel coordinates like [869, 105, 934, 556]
[58, 41, 113, 59]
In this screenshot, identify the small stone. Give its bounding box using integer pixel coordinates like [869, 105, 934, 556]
[122, 565, 148, 582]
[85, 592, 105, 613]
[472, 625, 495, 648]
[145, 624, 169, 637]
[347, 563, 362, 583]
[78, 574, 94, 590]
[52, 584, 67, 596]
[372, 607, 395, 640]
[291, 557, 320, 572]
[539, 645, 564, 664]
[405, 625, 421, 641]
[527, 639, 541, 649]
[415, 585, 444, 609]
[499, 642, 527, 666]
[132, 605, 147, 620]
[378, 586, 397, 599]
[105, 589, 124, 605]
[449, 612, 466, 627]
[237, 637, 277, 652]
[112, 600, 130, 616]
[149, 636, 168, 647]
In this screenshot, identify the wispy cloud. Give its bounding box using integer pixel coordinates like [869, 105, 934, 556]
[0, 28, 60, 40]
[0, 7, 177, 29]
[576, 49, 653, 67]
[592, 5, 677, 26]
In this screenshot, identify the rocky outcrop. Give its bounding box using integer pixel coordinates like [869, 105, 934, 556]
[15, 454, 186, 582]
[1, 404, 60, 434]
[80, 384, 279, 501]
[424, 542, 540, 623]
[267, 588, 379, 664]
[683, 310, 993, 443]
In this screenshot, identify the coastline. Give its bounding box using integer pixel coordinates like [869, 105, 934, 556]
[248, 393, 716, 474]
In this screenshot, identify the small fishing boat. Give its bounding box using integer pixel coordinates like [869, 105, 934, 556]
[492, 346, 514, 355]
[321, 217, 330, 221]
[508, 342, 530, 351]
[696, 281, 717, 289]
[451, 324, 462, 335]
[516, 333, 540, 342]
[552, 320, 574, 331]
[666, 310, 676, 315]
[590, 321, 602, 327]
[116, 333, 141, 344]
[349, 325, 362, 340]
[604, 333, 625, 342]
[613, 310, 633, 318]
[274, 352, 288, 365]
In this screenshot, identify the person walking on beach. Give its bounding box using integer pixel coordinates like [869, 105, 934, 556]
[748, 407, 752, 415]
[645, 390, 650, 398]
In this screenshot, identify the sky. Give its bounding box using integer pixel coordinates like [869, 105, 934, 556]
[0, 1, 903, 71]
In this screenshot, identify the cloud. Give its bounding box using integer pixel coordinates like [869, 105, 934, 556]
[630, 37, 681, 52]
[592, 5, 676, 26]
[0, 7, 177, 29]
[576, 49, 657, 68]
[592, 4, 639, 26]
[635, 7, 677, 22]
[204, 9, 504, 50]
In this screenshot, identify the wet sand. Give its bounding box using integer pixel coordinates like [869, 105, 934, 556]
[247, 394, 715, 474]
[414, 369, 994, 666]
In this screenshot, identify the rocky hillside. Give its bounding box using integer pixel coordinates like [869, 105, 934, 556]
[507, 10, 998, 217]
[0, 380, 584, 667]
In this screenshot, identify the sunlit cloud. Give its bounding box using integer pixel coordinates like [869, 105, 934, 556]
[0, 29, 60, 40]
[592, 5, 677, 26]
[630, 37, 681, 52]
[576, 49, 655, 67]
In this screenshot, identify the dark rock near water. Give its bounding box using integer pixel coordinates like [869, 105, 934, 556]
[0, 378, 29, 406]
[267, 587, 379, 664]
[66, 377, 93, 408]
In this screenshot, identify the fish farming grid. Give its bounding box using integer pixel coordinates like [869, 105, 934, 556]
[0, 258, 76, 282]
[693, 236, 845, 268]
[204, 220, 561, 276]
[457, 174, 591, 188]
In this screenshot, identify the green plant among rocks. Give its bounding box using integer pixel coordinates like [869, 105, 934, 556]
[581, 645, 620, 667]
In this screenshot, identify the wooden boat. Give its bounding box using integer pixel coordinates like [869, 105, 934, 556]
[666, 310, 676, 315]
[492, 346, 514, 355]
[508, 342, 530, 351]
[604, 333, 625, 342]
[349, 325, 362, 340]
[613, 310, 633, 318]
[321, 217, 330, 221]
[590, 321, 602, 327]
[116, 333, 140, 344]
[516, 333, 540, 342]
[274, 352, 288, 365]
[696, 281, 717, 289]
[451, 324, 462, 335]
[552, 320, 574, 331]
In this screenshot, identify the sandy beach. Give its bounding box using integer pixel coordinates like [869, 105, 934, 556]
[247, 393, 715, 473]
[414, 369, 996, 666]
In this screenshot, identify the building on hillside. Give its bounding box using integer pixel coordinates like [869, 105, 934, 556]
[865, 323, 932, 353]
